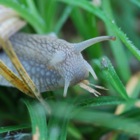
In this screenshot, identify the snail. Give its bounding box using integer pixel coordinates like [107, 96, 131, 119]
[0, 5, 116, 97]
[0, 33, 115, 96]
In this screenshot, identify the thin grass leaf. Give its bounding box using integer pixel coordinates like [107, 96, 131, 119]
[58, 121, 68, 140]
[102, 0, 131, 82]
[0, 60, 32, 97]
[75, 96, 135, 107]
[0, 0, 47, 33]
[24, 0, 40, 18]
[130, 0, 140, 7]
[48, 102, 73, 140]
[48, 123, 60, 140]
[0, 37, 51, 113]
[48, 117, 68, 140]
[0, 125, 29, 134]
[67, 123, 83, 140]
[112, 24, 140, 61]
[72, 109, 140, 136]
[23, 99, 48, 140]
[59, 0, 140, 61]
[71, 8, 90, 39]
[54, 5, 73, 34]
[115, 0, 140, 47]
[18, 0, 27, 5]
[121, 108, 140, 120]
[50, 101, 140, 136]
[71, 8, 102, 58]
[94, 57, 129, 100]
[45, 0, 57, 32]
[35, 0, 47, 19]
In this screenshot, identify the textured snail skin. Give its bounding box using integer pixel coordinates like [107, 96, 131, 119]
[0, 33, 115, 96]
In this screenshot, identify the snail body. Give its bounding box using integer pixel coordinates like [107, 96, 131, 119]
[0, 33, 115, 96]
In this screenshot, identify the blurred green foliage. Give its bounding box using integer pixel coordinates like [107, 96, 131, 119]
[0, 0, 140, 139]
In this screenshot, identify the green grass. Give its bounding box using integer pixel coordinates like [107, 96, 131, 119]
[0, 0, 140, 139]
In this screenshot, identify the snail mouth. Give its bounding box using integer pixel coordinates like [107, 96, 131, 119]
[70, 72, 89, 85]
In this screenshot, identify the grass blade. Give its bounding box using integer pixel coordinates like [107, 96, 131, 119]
[59, 0, 140, 61]
[72, 109, 140, 136]
[102, 0, 131, 82]
[48, 102, 73, 140]
[54, 6, 73, 34]
[50, 101, 140, 136]
[23, 100, 48, 140]
[71, 7, 102, 58]
[24, 0, 40, 17]
[71, 8, 90, 39]
[94, 57, 129, 100]
[0, 124, 29, 134]
[75, 96, 135, 107]
[130, 0, 140, 7]
[44, 0, 57, 32]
